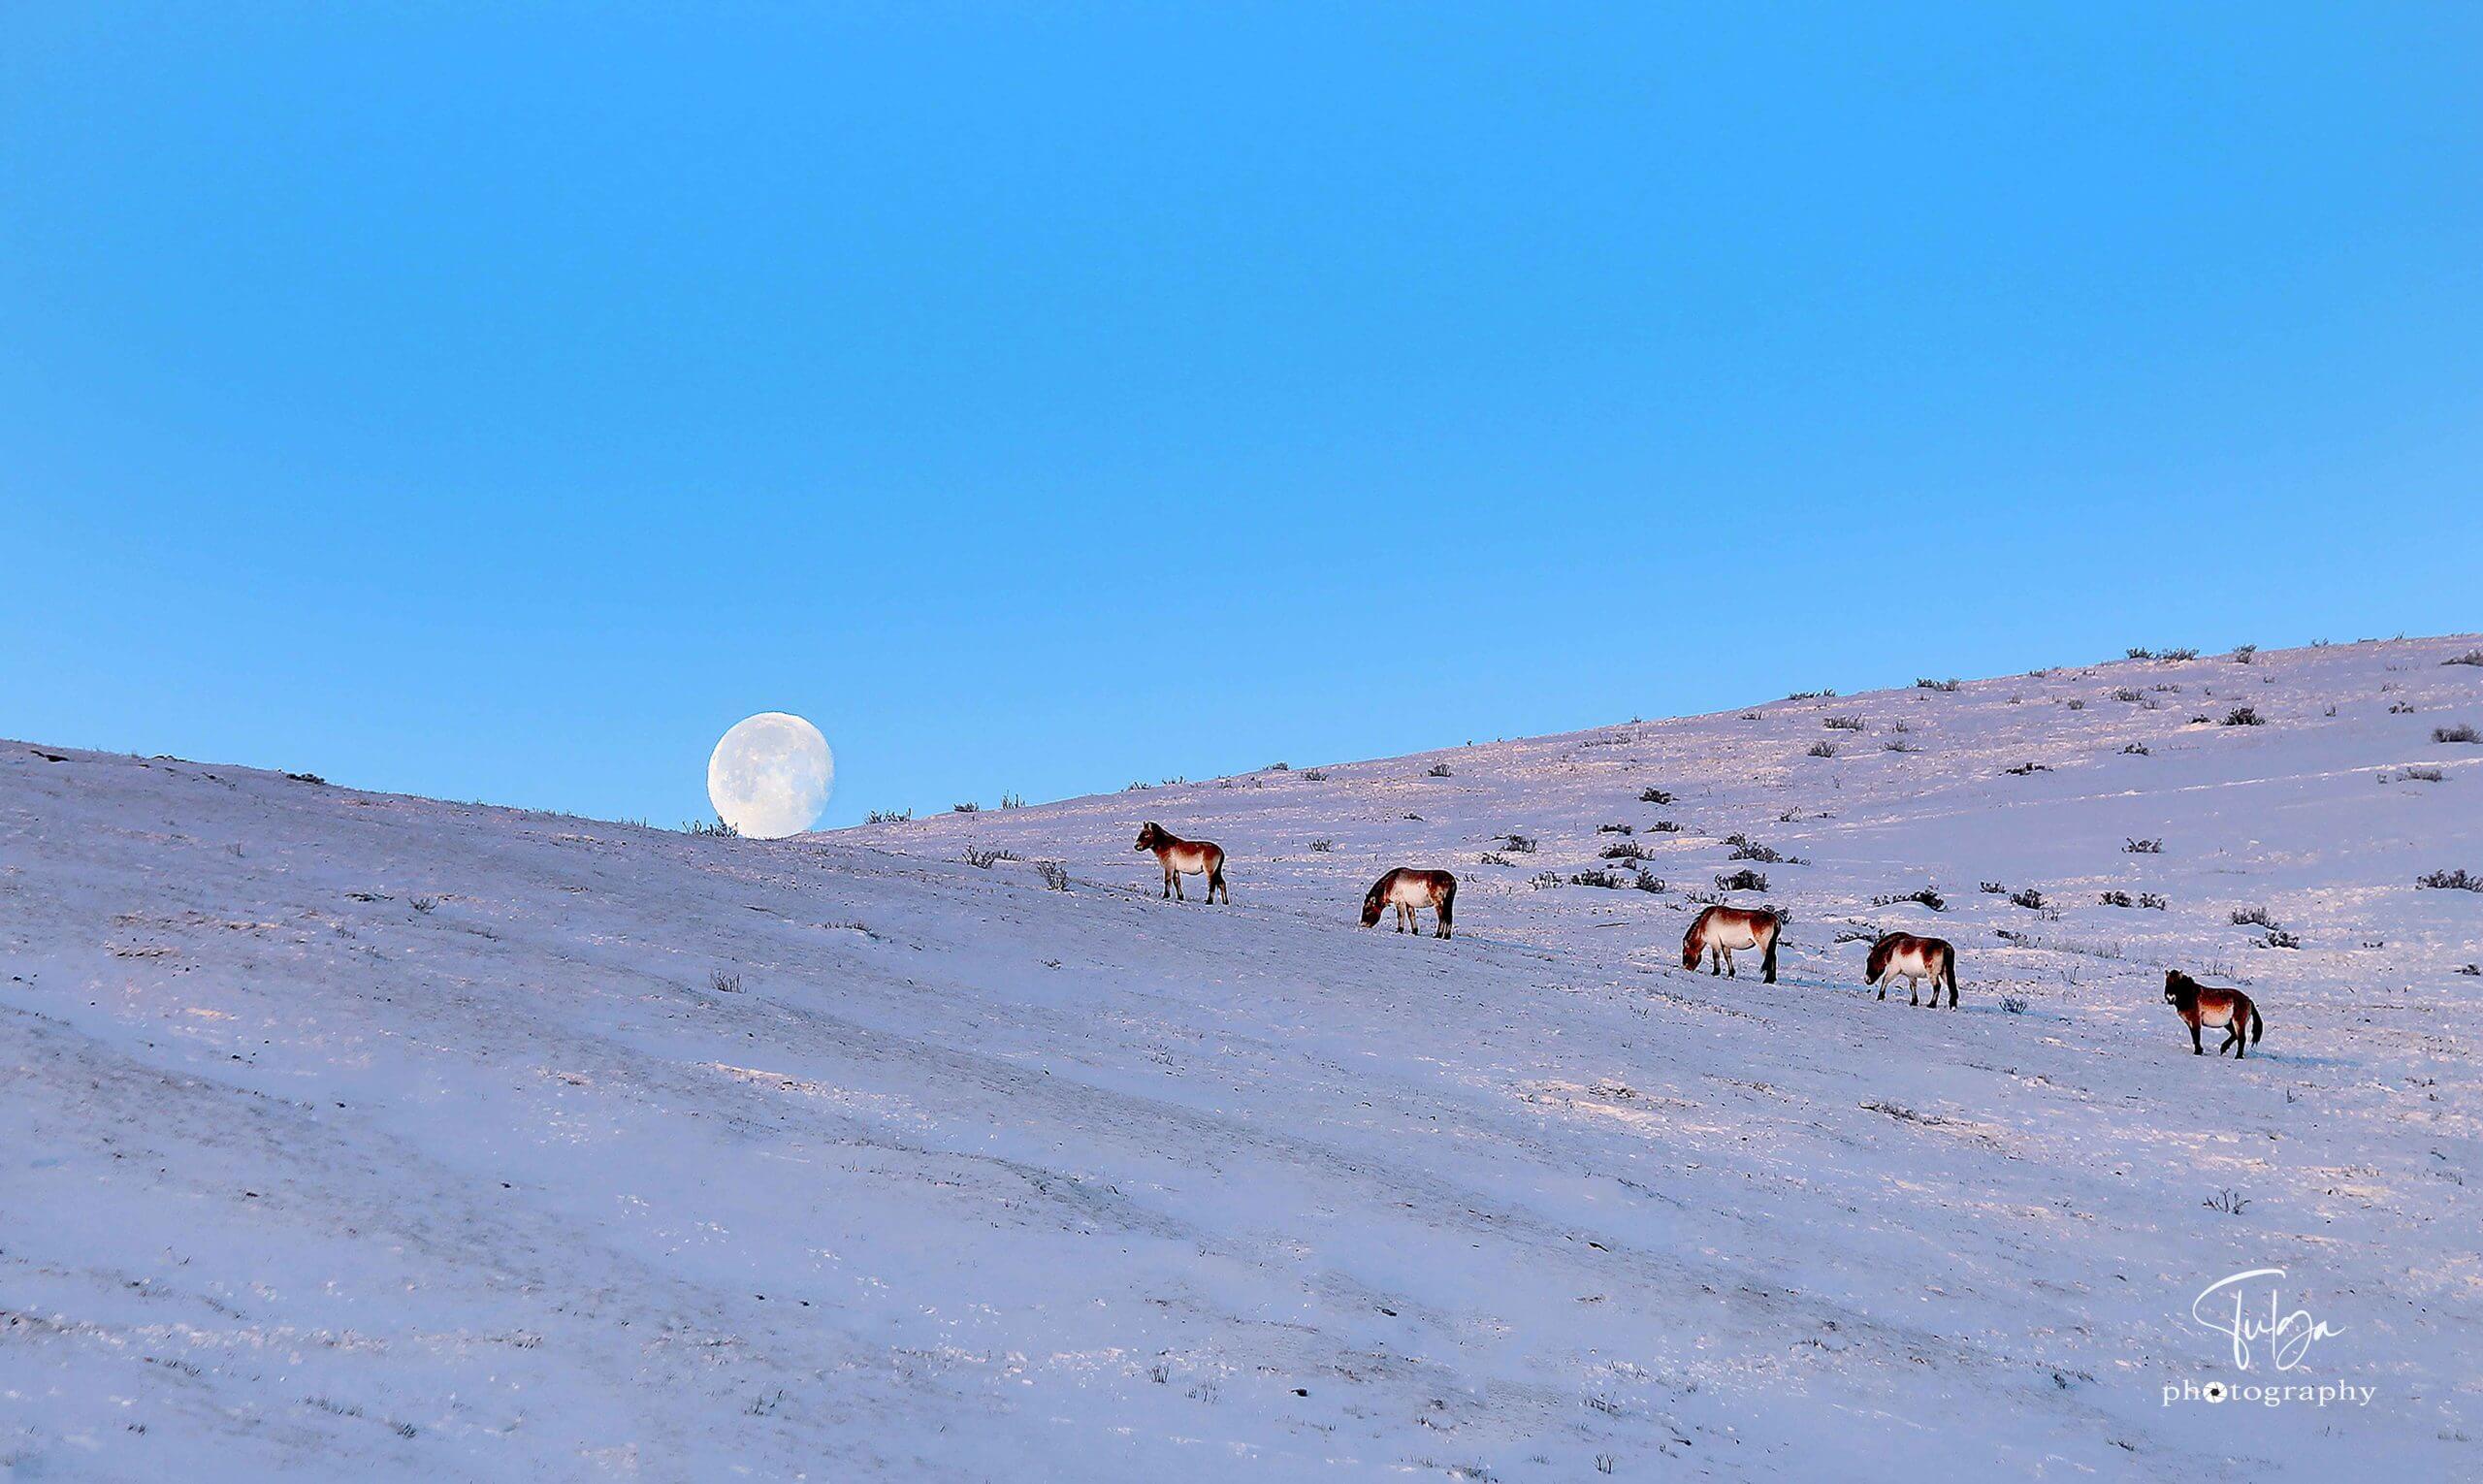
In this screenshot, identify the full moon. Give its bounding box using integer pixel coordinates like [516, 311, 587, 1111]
[706, 712, 834, 839]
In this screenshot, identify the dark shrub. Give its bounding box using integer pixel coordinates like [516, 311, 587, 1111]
[1870, 887, 1946, 913]
[1724, 833, 1784, 863]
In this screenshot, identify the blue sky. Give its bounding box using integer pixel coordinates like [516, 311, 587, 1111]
[5, 4, 2477, 827]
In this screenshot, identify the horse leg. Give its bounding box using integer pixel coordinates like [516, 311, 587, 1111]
[1172, 866, 1185, 901]
[1723, 947, 1736, 979]
[1909, 978, 1919, 1007]
[1434, 901, 1450, 939]
[2189, 1021, 2204, 1055]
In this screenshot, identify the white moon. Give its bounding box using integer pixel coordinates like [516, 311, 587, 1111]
[706, 712, 833, 839]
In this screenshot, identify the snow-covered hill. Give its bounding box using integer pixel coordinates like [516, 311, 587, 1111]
[6, 637, 2479, 1480]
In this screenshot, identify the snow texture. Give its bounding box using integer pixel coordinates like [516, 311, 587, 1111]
[5, 637, 2479, 1479]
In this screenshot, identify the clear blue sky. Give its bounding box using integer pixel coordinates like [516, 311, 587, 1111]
[5, 5, 2477, 827]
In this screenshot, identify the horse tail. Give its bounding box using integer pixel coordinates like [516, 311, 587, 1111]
[1437, 874, 1456, 936]
[1761, 914, 1780, 984]
[2251, 1000, 2264, 1044]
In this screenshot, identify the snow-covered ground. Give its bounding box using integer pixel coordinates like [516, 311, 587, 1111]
[5, 637, 2479, 1480]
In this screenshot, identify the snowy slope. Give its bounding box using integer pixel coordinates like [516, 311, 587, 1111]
[5, 637, 2480, 1480]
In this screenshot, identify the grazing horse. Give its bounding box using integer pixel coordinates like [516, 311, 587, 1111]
[1134, 823, 1228, 903]
[2165, 970, 2264, 1058]
[1361, 868, 1457, 939]
[1865, 932, 1959, 1008]
[1682, 905, 1781, 983]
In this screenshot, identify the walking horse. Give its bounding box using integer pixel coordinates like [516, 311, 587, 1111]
[2164, 970, 2265, 1058]
[1134, 823, 1228, 903]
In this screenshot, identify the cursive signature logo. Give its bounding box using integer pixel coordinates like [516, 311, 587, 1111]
[2189, 1268, 2342, 1371]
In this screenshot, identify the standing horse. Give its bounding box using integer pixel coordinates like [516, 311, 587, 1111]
[1134, 823, 1228, 903]
[1865, 931, 1959, 1008]
[1361, 868, 1457, 939]
[2164, 970, 2265, 1058]
[1682, 905, 1781, 983]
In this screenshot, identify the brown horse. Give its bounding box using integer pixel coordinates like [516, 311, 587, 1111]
[1362, 868, 1457, 938]
[2165, 970, 2264, 1058]
[1682, 905, 1781, 983]
[1865, 932, 1958, 1008]
[1134, 823, 1227, 903]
